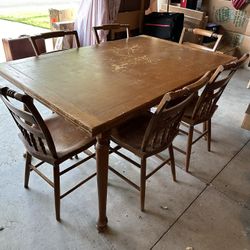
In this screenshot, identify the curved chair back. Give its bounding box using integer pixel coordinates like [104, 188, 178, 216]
[29, 30, 80, 56]
[93, 23, 130, 44]
[2, 36, 46, 61]
[141, 72, 211, 153]
[187, 53, 250, 123]
[0, 87, 58, 162]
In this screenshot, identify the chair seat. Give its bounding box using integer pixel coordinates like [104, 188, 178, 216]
[111, 112, 152, 156]
[44, 114, 95, 159]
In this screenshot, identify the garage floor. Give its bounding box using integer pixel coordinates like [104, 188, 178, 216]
[0, 21, 250, 250]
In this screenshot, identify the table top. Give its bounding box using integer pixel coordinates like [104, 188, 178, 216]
[0, 35, 233, 136]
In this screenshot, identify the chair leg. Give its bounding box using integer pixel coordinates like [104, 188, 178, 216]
[53, 164, 61, 221]
[24, 152, 32, 188]
[168, 144, 176, 182]
[207, 119, 212, 152]
[140, 158, 146, 212]
[203, 121, 207, 140]
[185, 125, 194, 172]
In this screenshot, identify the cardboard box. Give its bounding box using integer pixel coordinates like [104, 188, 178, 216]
[223, 31, 250, 52]
[217, 43, 237, 56]
[49, 8, 75, 30]
[163, 4, 206, 19]
[51, 21, 75, 49]
[241, 104, 250, 131]
[52, 21, 75, 31]
[202, 0, 250, 36]
[221, 30, 250, 67]
[148, 0, 158, 12]
[161, 4, 207, 29]
[117, 11, 141, 31]
[49, 9, 75, 48]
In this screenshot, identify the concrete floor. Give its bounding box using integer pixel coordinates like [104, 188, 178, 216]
[0, 69, 249, 250]
[0, 21, 250, 250]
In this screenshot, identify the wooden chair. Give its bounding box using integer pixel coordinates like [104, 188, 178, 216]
[29, 30, 80, 56]
[93, 23, 130, 44]
[179, 28, 223, 52]
[175, 53, 250, 172]
[109, 72, 210, 211]
[2, 36, 46, 61]
[0, 86, 96, 221]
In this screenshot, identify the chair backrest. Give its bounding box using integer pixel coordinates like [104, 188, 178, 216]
[29, 30, 80, 56]
[93, 23, 130, 44]
[185, 53, 250, 123]
[179, 28, 223, 52]
[141, 72, 211, 153]
[0, 87, 58, 162]
[2, 36, 46, 61]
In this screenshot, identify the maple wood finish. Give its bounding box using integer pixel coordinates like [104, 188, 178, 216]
[0, 36, 233, 231]
[29, 30, 80, 56]
[93, 23, 130, 44]
[0, 86, 96, 221]
[179, 28, 223, 52]
[176, 53, 250, 172]
[110, 73, 210, 211]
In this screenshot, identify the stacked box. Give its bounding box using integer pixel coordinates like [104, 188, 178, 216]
[202, 0, 250, 66]
[49, 8, 75, 30]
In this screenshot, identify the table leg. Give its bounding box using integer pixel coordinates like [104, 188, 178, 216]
[96, 132, 110, 232]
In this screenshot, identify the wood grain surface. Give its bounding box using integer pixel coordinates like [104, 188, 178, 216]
[0, 35, 233, 136]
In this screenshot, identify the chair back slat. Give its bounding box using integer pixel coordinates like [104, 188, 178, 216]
[141, 72, 211, 153]
[29, 30, 80, 56]
[10, 111, 45, 139]
[93, 23, 130, 44]
[183, 71, 212, 92]
[1, 96, 36, 124]
[0, 87, 57, 160]
[193, 79, 226, 122]
[2, 36, 46, 61]
[141, 92, 195, 153]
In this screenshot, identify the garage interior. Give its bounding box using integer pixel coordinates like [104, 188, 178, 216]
[0, 0, 249, 249]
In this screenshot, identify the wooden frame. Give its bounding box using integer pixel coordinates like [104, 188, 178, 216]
[109, 73, 210, 211]
[0, 86, 96, 221]
[179, 27, 223, 52]
[93, 23, 130, 44]
[174, 53, 250, 172]
[0, 36, 234, 232]
[29, 30, 80, 56]
[2, 36, 46, 61]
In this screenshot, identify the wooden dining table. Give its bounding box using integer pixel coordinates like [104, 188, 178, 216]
[0, 35, 233, 231]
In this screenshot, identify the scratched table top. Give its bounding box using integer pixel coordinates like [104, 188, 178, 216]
[0, 35, 233, 136]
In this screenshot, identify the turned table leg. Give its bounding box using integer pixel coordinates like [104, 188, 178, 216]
[96, 132, 110, 232]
